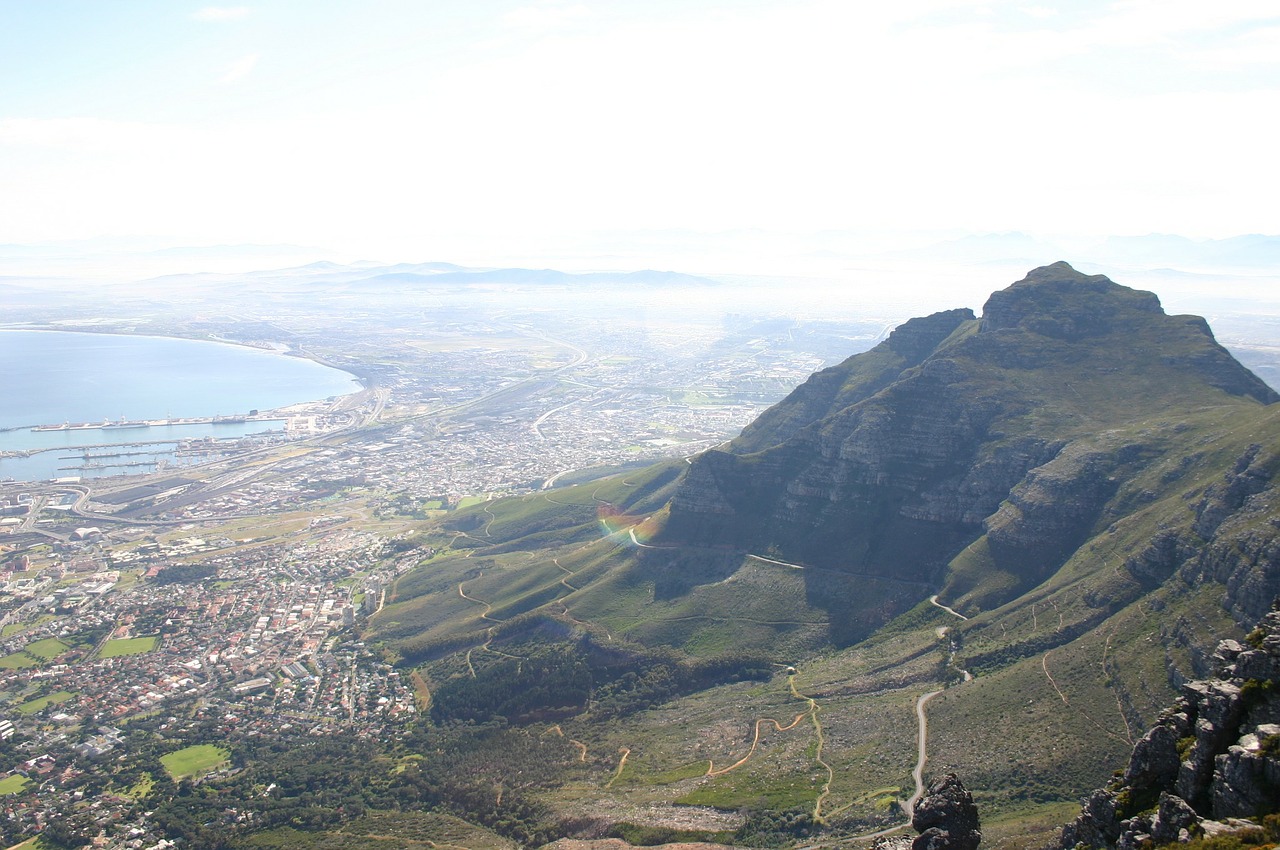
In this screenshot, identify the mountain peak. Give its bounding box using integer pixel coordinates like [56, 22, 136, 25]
[664, 263, 1279, 643]
[979, 261, 1163, 338]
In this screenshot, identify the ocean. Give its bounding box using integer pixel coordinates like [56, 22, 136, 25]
[0, 330, 360, 482]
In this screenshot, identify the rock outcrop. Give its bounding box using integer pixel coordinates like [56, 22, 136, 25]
[1057, 602, 1280, 848]
[911, 774, 982, 850]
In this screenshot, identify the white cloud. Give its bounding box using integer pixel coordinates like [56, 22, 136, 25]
[501, 3, 592, 32]
[0, 117, 183, 152]
[1077, 0, 1280, 47]
[1189, 26, 1280, 69]
[192, 6, 250, 23]
[1020, 5, 1060, 19]
[220, 54, 260, 84]
[3, 0, 1277, 254]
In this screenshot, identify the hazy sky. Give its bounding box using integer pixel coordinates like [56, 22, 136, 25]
[2, 0, 1278, 266]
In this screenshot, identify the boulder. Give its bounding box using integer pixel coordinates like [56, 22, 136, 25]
[1149, 793, 1200, 844]
[1058, 789, 1122, 849]
[1124, 725, 1182, 793]
[911, 774, 981, 850]
[1210, 729, 1280, 819]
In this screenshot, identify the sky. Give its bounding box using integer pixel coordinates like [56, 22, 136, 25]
[1, 0, 1279, 273]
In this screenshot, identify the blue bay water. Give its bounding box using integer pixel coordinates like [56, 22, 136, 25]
[0, 330, 359, 482]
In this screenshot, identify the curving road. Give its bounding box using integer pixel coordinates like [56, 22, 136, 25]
[839, 686, 945, 844]
[905, 689, 944, 817]
[928, 594, 968, 621]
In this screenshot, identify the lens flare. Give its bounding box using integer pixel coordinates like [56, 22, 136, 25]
[597, 504, 661, 546]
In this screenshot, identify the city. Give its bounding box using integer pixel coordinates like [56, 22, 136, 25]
[0, 271, 890, 848]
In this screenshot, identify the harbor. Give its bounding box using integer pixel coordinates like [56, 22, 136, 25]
[0, 328, 361, 483]
[30, 431, 288, 474]
[0, 420, 291, 481]
[31, 413, 270, 432]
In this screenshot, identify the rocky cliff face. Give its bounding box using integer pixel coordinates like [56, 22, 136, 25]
[730, 307, 977, 455]
[661, 262, 1280, 642]
[1057, 602, 1280, 848]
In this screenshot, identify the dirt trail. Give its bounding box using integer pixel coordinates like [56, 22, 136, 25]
[1042, 649, 1131, 746]
[930, 598, 973, 681]
[791, 675, 834, 820]
[1102, 631, 1135, 745]
[606, 747, 631, 788]
[629, 526, 677, 549]
[449, 530, 486, 548]
[457, 577, 497, 622]
[748, 554, 930, 587]
[545, 725, 590, 762]
[705, 712, 809, 776]
[1042, 651, 1070, 704]
[702, 673, 833, 822]
[480, 636, 524, 664]
[456, 577, 527, 672]
[554, 601, 613, 642]
[928, 595, 968, 621]
[553, 557, 578, 591]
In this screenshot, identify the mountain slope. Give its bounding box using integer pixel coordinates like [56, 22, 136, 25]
[370, 262, 1280, 847]
[662, 261, 1278, 642]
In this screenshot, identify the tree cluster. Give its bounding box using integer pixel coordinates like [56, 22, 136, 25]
[150, 563, 218, 585]
[429, 634, 773, 725]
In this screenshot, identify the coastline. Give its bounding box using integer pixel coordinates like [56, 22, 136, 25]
[0, 325, 364, 385]
[0, 328, 368, 482]
[0, 327, 366, 433]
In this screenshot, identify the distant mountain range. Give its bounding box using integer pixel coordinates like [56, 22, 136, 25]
[6, 230, 1277, 287]
[134, 261, 720, 291]
[350, 267, 718, 287]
